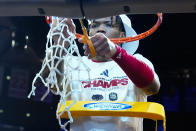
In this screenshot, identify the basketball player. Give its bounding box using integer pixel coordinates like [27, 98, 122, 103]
[49, 15, 161, 131]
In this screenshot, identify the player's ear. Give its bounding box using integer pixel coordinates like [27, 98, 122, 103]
[120, 31, 125, 38]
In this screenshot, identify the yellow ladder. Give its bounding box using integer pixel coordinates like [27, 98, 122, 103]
[58, 101, 166, 131]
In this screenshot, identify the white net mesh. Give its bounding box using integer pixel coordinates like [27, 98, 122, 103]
[28, 17, 90, 131]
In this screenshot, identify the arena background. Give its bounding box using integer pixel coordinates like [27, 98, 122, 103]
[0, 13, 196, 131]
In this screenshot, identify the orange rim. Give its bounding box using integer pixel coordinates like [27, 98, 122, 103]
[75, 13, 163, 44]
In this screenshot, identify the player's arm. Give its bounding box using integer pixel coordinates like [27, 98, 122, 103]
[111, 45, 160, 96]
[138, 73, 160, 96]
[79, 33, 160, 96]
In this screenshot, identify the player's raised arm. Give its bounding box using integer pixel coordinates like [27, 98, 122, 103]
[41, 17, 76, 94]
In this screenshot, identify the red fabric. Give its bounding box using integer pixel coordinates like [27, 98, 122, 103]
[112, 45, 154, 88]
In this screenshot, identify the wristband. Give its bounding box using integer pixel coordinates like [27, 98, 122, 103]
[112, 45, 154, 88]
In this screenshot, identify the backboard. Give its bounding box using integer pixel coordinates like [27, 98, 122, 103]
[0, 0, 195, 18]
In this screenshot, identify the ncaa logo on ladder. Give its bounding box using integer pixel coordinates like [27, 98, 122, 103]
[84, 102, 132, 110]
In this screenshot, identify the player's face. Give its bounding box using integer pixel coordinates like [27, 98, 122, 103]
[89, 16, 123, 38]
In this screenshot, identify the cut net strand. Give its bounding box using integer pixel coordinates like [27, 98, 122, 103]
[28, 17, 90, 131]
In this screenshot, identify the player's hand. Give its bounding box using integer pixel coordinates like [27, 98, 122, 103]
[78, 33, 117, 59]
[51, 17, 76, 45]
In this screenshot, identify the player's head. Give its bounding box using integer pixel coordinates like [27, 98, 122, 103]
[89, 15, 139, 55]
[89, 16, 125, 38]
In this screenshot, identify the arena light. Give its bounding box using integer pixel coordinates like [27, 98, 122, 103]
[26, 113, 31, 117]
[11, 40, 15, 48]
[25, 35, 29, 40]
[11, 32, 15, 38]
[6, 75, 11, 80]
[24, 45, 28, 49]
[0, 109, 4, 113]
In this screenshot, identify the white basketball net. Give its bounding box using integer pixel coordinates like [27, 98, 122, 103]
[28, 17, 90, 131]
